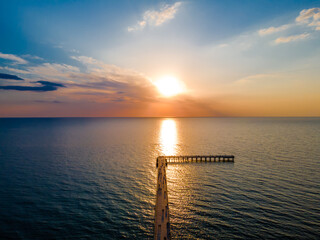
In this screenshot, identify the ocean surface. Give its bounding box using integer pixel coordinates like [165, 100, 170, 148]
[0, 117, 319, 239]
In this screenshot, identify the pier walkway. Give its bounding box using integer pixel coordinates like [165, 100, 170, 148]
[157, 155, 234, 165]
[154, 155, 234, 240]
[154, 157, 170, 240]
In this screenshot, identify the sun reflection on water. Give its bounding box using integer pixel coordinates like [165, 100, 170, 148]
[159, 119, 194, 229]
[159, 119, 178, 156]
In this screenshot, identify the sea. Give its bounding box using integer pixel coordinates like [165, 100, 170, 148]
[0, 117, 319, 239]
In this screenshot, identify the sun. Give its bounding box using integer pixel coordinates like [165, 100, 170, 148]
[154, 76, 185, 97]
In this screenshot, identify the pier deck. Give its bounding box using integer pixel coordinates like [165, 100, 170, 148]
[154, 155, 234, 239]
[154, 157, 170, 240]
[157, 155, 234, 165]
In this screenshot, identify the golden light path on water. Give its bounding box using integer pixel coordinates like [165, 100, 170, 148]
[158, 118, 193, 234]
[159, 119, 178, 156]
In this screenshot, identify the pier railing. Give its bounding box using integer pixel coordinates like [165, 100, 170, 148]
[157, 155, 234, 166]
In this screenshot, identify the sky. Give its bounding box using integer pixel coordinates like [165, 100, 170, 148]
[0, 0, 319, 117]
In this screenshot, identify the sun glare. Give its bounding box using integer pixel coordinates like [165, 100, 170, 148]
[154, 76, 185, 97]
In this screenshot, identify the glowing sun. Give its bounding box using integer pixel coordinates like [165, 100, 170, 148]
[154, 76, 185, 97]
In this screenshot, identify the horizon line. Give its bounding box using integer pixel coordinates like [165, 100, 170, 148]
[1, 116, 320, 119]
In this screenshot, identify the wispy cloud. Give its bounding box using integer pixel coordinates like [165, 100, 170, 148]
[34, 100, 64, 104]
[28, 63, 80, 77]
[296, 7, 320, 30]
[71, 55, 146, 82]
[22, 54, 44, 60]
[275, 33, 310, 44]
[257, 8, 319, 44]
[0, 66, 30, 74]
[234, 73, 277, 85]
[69, 55, 157, 103]
[258, 24, 290, 36]
[0, 52, 28, 64]
[71, 55, 102, 66]
[218, 43, 228, 48]
[128, 2, 182, 32]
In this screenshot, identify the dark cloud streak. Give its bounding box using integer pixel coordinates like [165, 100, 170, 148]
[0, 81, 65, 92]
[0, 73, 24, 80]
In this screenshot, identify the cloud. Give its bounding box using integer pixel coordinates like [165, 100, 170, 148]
[128, 2, 182, 32]
[22, 54, 44, 60]
[0, 52, 28, 64]
[71, 55, 146, 82]
[218, 43, 229, 48]
[296, 7, 320, 30]
[258, 24, 290, 36]
[258, 8, 319, 44]
[66, 71, 157, 103]
[0, 73, 24, 81]
[34, 100, 64, 104]
[275, 33, 310, 44]
[233, 73, 287, 86]
[71, 55, 101, 65]
[28, 63, 80, 77]
[0, 80, 65, 92]
[0, 52, 229, 117]
[0, 66, 30, 74]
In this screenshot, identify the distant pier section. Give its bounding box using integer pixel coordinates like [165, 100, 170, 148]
[157, 155, 234, 165]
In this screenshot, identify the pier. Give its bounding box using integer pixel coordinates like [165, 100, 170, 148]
[157, 155, 234, 165]
[154, 157, 170, 240]
[154, 155, 234, 239]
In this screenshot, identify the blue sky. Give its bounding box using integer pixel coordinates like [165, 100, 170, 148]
[0, 0, 319, 117]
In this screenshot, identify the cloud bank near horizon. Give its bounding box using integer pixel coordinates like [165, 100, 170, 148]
[0, 52, 224, 117]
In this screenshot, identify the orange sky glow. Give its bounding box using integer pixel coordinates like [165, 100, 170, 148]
[0, 2, 320, 117]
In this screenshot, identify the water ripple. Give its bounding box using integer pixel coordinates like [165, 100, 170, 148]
[0, 118, 319, 239]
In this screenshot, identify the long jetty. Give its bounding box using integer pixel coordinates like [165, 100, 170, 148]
[154, 155, 234, 240]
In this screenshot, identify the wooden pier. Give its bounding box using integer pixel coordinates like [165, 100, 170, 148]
[154, 155, 234, 240]
[157, 155, 234, 165]
[154, 157, 170, 240]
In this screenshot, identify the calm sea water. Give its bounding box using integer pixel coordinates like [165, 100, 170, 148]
[0, 118, 319, 239]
